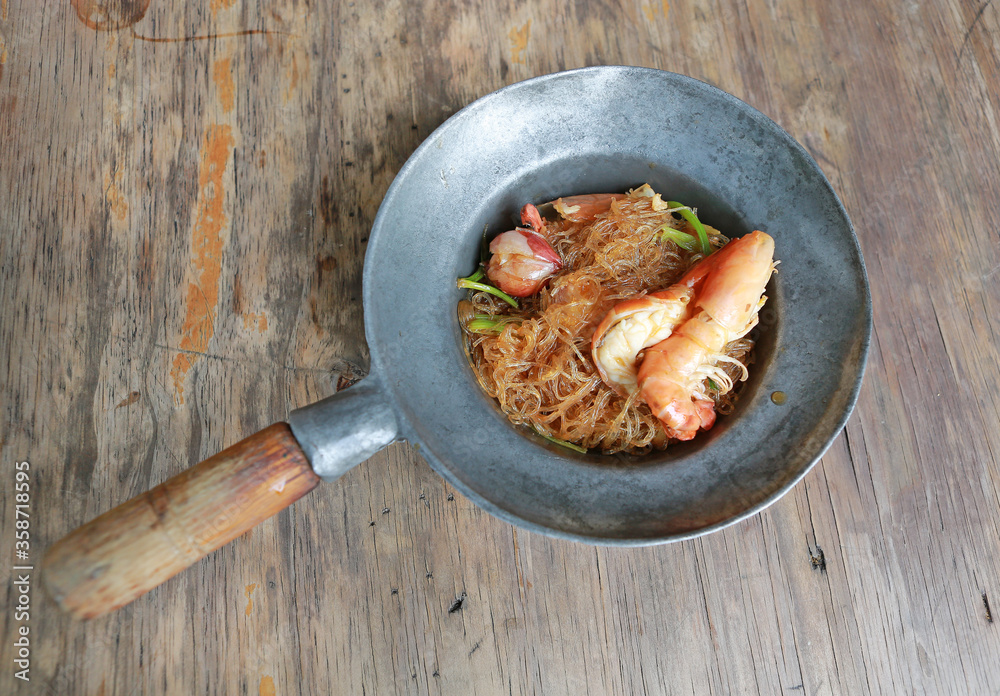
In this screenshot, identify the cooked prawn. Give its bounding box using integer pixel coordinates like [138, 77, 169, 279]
[589, 224, 734, 397]
[520, 202, 547, 233]
[590, 285, 694, 396]
[636, 230, 776, 440]
[552, 193, 627, 222]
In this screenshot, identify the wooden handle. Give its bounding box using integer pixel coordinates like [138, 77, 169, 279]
[41, 423, 320, 619]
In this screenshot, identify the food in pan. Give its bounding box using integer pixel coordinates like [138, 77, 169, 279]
[458, 184, 776, 454]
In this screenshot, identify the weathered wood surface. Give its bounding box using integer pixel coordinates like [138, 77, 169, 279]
[2, 0, 999, 694]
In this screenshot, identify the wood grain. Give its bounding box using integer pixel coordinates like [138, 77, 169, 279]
[2, 0, 999, 693]
[41, 422, 319, 619]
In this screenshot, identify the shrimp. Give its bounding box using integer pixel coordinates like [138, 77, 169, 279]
[636, 230, 776, 440]
[520, 202, 547, 233]
[551, 193, 627, 222]
[589, 230, 735, 396]
[590, 285, 693, 396]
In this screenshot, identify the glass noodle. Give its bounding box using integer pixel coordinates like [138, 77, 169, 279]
[459, 186, 755, 454]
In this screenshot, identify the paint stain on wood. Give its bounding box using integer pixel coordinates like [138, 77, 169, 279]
[283, 55, 301, 103]
[115, 391, 140, 409]
[317, 254, 337, 281]
[259, 675, 275, 696]
[169, 124, 235, 403]
[289, 56, 300, 91]
[72, 0, 150, 30]
[2, 0, 7, 22]
[212, 58, 235, 113]
[509, 21, 531, 64]
[242, 312, 268, 333]
[104, 168, 129, 221]
[642, 1, 669, 22]
[244, 583, 257, 615]
[211, 0, 237, 19]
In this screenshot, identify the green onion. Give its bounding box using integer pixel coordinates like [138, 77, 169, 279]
[666, 201, 711, 256]
[534, 427, 588, 453]
[466, 315, 521, 334]
[657, 226, 699, 252]
[457, 276, 519, 308]
[707, 378, 719, 391]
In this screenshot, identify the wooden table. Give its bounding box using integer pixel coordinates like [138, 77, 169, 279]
[3, 0, 999, 693]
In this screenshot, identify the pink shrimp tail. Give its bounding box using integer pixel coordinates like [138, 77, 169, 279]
[636, 230, 775, 440]
[639, 365, 717, 440]
[665, 398, 716, 440]
[552, 193, 627, 222]
[521, 203, 545, 233]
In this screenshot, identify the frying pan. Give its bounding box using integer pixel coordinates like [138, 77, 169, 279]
[42, 66, 871, 619]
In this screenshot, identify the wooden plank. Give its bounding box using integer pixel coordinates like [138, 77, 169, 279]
[2, 0, 1000, 693]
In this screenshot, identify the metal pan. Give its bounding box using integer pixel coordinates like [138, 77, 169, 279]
[43, 66, 871, 618]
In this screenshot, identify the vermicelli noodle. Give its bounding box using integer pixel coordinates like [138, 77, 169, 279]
[460, 186, 756, 454]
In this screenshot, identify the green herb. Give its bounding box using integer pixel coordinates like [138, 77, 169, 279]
[707, 378, 719, 391]
[466, 315, 521, 334]
[534, 427, 588, 453]
[657, 226, 699, 252]
[457, 275, 519, 308]
[666, 201, 711, 255]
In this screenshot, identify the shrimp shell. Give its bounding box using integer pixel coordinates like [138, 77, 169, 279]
[637, 230, 776, 440]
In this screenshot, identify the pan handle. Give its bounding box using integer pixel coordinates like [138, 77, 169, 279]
[41, 423, 319, 619]
[42, 375, 399, 619]
[288, 372, 400, 481]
